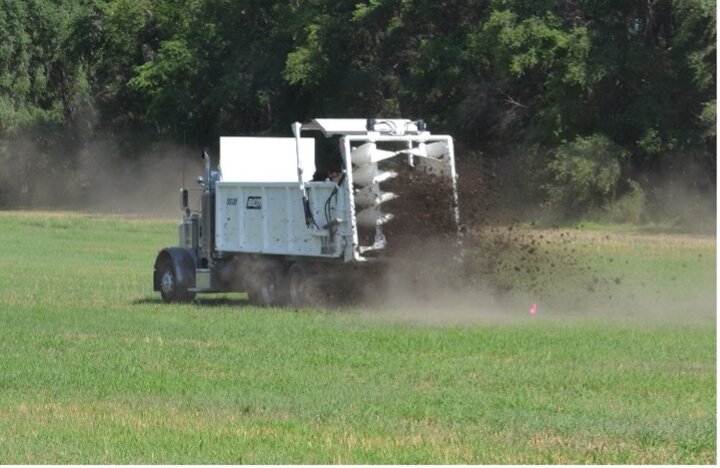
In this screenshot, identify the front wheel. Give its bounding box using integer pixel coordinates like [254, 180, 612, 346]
[158, 261, 195, 303]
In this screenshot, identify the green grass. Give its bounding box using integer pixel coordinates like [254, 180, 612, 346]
[0, 210, 715, 463]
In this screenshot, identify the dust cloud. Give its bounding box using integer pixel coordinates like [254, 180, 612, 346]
[357, 230, 715, 327]
[0, 137, 203, 217]
[353, 163, 716, 327]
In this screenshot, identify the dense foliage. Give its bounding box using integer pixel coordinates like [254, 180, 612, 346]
[0, 0, 715, 218]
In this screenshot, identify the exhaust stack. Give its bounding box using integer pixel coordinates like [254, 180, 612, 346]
[201, 149, 212, 193]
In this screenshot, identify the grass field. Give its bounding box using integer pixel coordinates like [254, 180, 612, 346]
[0, 211, 715, 463]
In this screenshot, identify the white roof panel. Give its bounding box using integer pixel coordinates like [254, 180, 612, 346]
[219, 137, 315, 183]
[302, 118, 419, 136]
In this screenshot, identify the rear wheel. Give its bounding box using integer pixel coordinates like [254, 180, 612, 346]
[288, 262, 318, 308]
[158, 260, 195, 303]
[248, 262, 287, 307]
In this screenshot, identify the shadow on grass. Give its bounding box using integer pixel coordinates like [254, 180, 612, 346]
[133, 296, 251, 307]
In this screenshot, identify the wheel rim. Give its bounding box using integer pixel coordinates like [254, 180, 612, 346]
[260, 278, 275, 305]
[289, 272, 301, 305]
[289, 266, 308, 306]
[160, 270, 175, 297]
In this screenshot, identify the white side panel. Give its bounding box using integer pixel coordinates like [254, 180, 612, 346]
[219, 137, 315, 183]
[215, 181, 349, 258]
[265, 186, 291, 252]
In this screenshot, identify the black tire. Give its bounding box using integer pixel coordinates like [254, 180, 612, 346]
[248, 262, 287, 307]
[158, 260, 196, 303]
[288, 262, 318, 308]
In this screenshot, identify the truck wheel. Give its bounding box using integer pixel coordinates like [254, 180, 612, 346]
[248, 263, 287, 307]
[288, 263, 317, 308]
[158, 260, 195, 303]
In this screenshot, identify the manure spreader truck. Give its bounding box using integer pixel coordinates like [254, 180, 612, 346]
[153, 118, 461, 306]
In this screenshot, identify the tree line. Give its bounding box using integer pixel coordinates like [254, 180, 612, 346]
[0, 0, 715, 219]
